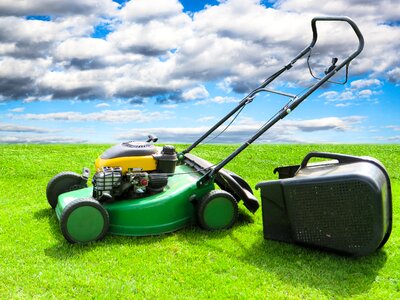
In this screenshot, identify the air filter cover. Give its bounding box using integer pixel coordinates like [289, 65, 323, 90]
[256, 152, 392, 256]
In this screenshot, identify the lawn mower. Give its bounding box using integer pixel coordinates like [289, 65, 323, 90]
[46, 17, 365, 243]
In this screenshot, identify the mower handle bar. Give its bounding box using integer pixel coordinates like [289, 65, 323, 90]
[183, 17, 364, 180]
[310, 17, 364, 59]
[306, 17, 364, 85]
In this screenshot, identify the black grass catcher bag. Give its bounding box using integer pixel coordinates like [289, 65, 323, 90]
[256, 152, 392, 256]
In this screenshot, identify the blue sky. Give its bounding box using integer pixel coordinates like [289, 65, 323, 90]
[0, 0, 399, 144]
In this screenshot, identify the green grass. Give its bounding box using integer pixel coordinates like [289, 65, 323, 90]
[0, 144, 399, 299]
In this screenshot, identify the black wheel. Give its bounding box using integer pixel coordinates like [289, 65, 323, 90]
[46, 172, 87, 209]
[197, 190, 238, 231]
[60, 198, 109, 244]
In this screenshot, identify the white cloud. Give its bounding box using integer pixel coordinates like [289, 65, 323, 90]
[374, 135, 400, 142]
[0, 57, 51, 79]
[0, 122, 51, 133]
[95, 103, 110, 108]
[161, 104, 178, 109]
[320, 78, 383, 106]
[319, 91, 338, 100]
[0, 135, 86, 144]
[350, 79, 382, 89]
[55, 38, 114, 61]
[195, 96, 239, 105]
[197, 116, 216, 122]
[8, 107, 24, 113]
[0, 16, 96, 54]
[358, 89, 373, 98]
[388, 67, 400, 84]
[119, 0, 184, 22]
[23, 95, 53, 103]
[12, 109, 175, 123]
[0, 0, 398, 102]
[115, 115, 366, 143]
[386, 125, 400, 131]
[284, 116, 366, 132]
[110, 0, 192, 58]
[182, 85, 209, 100]
[275, 0, 400, 23]
[0, 0, 118, 17]
[108, 17, 192, 56]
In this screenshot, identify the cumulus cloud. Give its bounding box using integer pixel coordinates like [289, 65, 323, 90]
[54, 38, 114, 62]
[319, 78, 382, 106]
[119, 0, 184, 22]
[182, 85, 209, 100]
[350, 79, 382, 89]
[274, 0, 400, 23]
[0, 0, 118, 17]
[0, 0, 398, 102]
[387, 67, 400, 84]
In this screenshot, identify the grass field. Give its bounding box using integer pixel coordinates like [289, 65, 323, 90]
[0, 144, 399, 299]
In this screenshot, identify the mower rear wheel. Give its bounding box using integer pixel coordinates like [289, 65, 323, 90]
[46, 172, 87, 209]
[197, 190, 238, 231]
[60, 198, 109, 244]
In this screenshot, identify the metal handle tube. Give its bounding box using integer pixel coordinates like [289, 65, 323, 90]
[207, 17, 364, 176]
[182, 65, 289, 154]
[182, 96, 251, 154]
[183, 47, 309, 154]
[208, 62, 341, 176]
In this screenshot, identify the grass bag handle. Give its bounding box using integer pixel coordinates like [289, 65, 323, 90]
[300, 152, 364, 169]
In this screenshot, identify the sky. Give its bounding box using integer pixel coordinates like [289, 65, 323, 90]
[0, 0, 399, 144]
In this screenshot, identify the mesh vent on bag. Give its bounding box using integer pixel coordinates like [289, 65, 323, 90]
[284, 180, 375, 253]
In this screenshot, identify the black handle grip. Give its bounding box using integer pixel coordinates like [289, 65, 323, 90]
[300, 152, 363, 169]
[310, 17, 364, 54]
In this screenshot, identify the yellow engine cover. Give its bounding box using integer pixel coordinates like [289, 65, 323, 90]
[95, 155, 157, 173]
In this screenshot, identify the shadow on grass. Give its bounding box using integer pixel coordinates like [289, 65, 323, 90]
[43, 234, 171, 260]
[34, 208, 54, 220]
[36, 205, 256, 259]
[179, 225, 387, 297]
[239, 233, 387, 297]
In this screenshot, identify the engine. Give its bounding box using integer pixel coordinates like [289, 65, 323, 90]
[91, 141, 177, 202]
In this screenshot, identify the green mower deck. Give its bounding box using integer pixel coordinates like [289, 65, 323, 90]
[56, 165, 214, 241]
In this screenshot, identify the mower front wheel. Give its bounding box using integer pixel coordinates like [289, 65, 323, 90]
[46, 172, 87, 209]
[196, 190, 238, 231]
[60, 198, 109, 244]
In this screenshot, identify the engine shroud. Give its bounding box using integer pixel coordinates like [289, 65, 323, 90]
[94, 142, 178, 175]
[95, 142, 159, 174]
